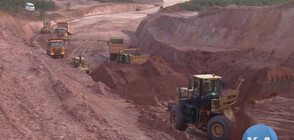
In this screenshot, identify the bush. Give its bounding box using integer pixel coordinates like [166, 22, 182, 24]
[181, 0, 294, 11]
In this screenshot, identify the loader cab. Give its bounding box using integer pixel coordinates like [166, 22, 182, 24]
[186, 74, 222, 108]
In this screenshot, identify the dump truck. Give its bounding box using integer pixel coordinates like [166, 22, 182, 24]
[70, 56, 91, 74]
[108, 37, 124, 61]
[47, 39, 65, 58]
[116, 48, 149, 64]
[57, 22, 73, 35]
[53, 27, 69, 41]
[41, 19, 53, 34]
[168, 73, 294, 140]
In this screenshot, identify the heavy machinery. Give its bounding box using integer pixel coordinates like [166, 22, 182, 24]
[159, 5, 163, 11]
[70, 56, 91, 74]
[53, 27, 68, 41]
[57, 22, 73, 35]
[41, 19, 53, 34]
[108, 37, 124, 61]
[135, 4, 141, 11]
[116, 48, 149, 64]
[168, 74, 244, 140]
[47, 39, 65, 58]
[168, 73, 294, 140]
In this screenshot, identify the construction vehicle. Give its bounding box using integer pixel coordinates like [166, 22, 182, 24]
[53, 27, 68, 41]
[47, 39, 65, 58]
[168, 73, 294, 140]
[108, 37, 124, 61]
[135, 4, 141, 11]
[116, 48, 149, 64]
[159, 5, 163, 11]
[70, 56, 91, 74]
[57, 22, 73, 35]
[41, 19, 53, 34]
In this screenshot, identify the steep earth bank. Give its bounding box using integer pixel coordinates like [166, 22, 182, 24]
[132, 2, 294, 59]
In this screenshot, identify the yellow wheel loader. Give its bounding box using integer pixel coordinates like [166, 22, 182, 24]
[168, 73, 293, 140]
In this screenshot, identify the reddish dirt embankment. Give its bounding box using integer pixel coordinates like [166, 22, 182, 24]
[132, 2, 294, 59]
[0, 11, 42, 40]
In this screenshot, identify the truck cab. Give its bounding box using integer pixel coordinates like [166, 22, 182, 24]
[53, 27, 68, 41]
[47, 39, 65, 58]
[25, 2, 35, 11]
[108, 38, 124, 61]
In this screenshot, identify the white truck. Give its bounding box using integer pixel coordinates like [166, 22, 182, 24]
[25, 2, 35, 11]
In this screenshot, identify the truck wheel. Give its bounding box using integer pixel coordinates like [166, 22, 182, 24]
[169, 106, 187, 131]
[207, 116, 230, 140]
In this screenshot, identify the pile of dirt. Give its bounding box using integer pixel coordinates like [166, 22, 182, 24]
[91, 57, 193, 139]
[91, 57, 187, 105]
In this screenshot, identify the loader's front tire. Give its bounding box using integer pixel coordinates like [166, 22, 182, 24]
[169, 106, 187, 131]
[207, 116, 230, 140]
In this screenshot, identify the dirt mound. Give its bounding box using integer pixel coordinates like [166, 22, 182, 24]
[91, 57, 187, 105]
[91, 57, 192, 139]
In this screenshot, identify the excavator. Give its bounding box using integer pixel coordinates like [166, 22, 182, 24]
[168, 72, 294, 140]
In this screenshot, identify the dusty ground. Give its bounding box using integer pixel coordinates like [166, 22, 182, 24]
[1, 0, 294, 140]
[0, 0, 191, 139]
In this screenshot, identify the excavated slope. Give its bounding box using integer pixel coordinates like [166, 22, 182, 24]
[131, 2, 294, 59]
